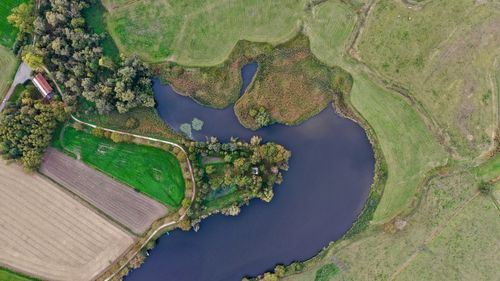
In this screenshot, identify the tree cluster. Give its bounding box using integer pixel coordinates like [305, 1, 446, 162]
[0, 90, 67, 170]
[249, 106, 272, 127]
[29, 0, 154, 113]
[183, 136, 290, 226]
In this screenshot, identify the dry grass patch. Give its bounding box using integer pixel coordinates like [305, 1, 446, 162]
[234, 36, 352, 129]
[0, 160, 134, 281]
[156, 40, 271, 109]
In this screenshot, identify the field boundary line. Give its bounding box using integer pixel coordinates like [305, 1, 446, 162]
[70, 115, 196, 281]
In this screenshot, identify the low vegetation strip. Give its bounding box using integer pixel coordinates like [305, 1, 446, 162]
[0, 160, 134, 281]
[0, 46, 18, 98]
[40, 148, 168, 235]
[0, 267, 36, 281]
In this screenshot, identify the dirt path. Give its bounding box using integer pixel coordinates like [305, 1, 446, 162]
[70, 115, 196, 281]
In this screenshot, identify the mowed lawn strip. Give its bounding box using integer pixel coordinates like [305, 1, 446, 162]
[59, 126, 185, 208]
[0, 268, 36, 281]
[40, 148, 168, 235]
[0, 0, 28, 47]
[349, 73, 447, 223]
[0, 45, 18, 99]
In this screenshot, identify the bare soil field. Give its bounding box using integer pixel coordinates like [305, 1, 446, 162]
[0, 160, 134, 281]
[40, 148, 168, 235]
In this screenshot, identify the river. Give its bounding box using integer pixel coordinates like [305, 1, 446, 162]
[125, 63, 374, 281]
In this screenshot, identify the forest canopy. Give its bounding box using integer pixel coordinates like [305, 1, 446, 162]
[29, 0, 154, 113]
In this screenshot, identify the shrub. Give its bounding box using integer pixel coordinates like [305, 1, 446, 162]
[478, 180, 493, 195]
[125, 117, 139, 129]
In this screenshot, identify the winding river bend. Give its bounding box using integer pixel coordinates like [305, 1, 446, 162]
[126, 63, 374, 281]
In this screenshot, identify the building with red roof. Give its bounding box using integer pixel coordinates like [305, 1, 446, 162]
[32, 73, 53, 100]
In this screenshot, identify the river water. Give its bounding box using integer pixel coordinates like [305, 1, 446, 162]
[125, 63, 374, 281]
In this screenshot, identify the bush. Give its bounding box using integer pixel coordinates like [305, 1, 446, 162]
[125, 117, 139, 129]
[315, 263, 339, 281]
[478, 180, 493, 195]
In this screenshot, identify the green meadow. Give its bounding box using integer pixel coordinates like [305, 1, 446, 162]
[0, 0, 29, 47]
[55, 126, 185, 208]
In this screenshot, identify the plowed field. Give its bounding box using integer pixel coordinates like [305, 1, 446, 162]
[0, 160, 134, 281]
[40, 148, 168, 235]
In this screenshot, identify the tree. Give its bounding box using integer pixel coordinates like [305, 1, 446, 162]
[99, 56, 114, 69]
[7, 3, 35, 34]
[21, 51, 43, 71]
[110, 132, 124, 143]
[91, 128, 105, 138]
[254, 107, 272, 127]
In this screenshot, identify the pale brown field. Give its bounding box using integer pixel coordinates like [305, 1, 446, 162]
[0, 160, 134, 281]
[40, 148, 168, 235]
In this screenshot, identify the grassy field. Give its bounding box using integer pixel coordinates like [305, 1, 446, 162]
[395, 194, 499, 281]
[0, 268, 35, 281]
[0, 45, 18, 98]
[82, 0, 120, 61]
[0, 0, 28, 47]
[56, 126, 185, 208]
[105, 0, 306, 65]
[349, 74, 447, 222]
[357, 0, 500, 157]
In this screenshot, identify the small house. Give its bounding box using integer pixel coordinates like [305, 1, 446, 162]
[252, 167, 259, 175]
[32, 73, 53, 100]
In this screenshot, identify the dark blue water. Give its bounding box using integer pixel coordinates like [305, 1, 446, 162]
[125, 63, 374, 281]
[239, 62, 258, 96]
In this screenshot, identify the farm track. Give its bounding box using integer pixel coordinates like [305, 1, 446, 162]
[0, 160, 134, 281]
[40, 148, 169, 235]
[69, 115, 197, 281]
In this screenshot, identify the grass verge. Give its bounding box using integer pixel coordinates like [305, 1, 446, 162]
[0, 268, 36, 281]
[0, 45, 18, 98]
